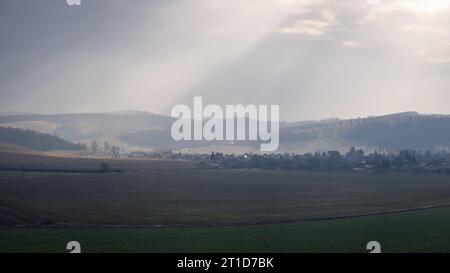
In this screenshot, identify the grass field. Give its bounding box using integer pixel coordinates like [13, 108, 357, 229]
[1, 169, 450, 226]
[1, 207, 450, 253]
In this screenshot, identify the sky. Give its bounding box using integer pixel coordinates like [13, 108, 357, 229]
[0, 0, 449, 121]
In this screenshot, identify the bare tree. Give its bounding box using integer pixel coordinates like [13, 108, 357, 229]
[111, 146, 120, 159]
[91, 140, 98, 155]
[104, 142, 111, 155]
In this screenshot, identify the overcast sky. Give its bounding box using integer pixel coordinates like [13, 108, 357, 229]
[0, 0, 449, 120]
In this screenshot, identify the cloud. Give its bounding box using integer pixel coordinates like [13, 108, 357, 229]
[367, 0, 450, 16]
[403, 24, 445, 35]
[341, 40, 364, 49]
[428, 57, 450, 63]
[397, 0, 450, 14]
[280, 20, 329, 36]
[279, 10, 336, 37]
[1, 0, 450, 119]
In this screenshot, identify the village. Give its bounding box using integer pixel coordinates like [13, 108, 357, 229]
[127, 147, 450, 174]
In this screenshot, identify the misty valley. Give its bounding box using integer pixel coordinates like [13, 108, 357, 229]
[1, 0, 450, 258]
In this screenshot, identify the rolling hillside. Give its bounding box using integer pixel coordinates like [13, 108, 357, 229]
[0, 127, 85, 151]
[1, 111, 449, 153]
[0, 111, 174, 141]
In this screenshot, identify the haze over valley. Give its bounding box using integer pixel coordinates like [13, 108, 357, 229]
[0, 110, 449, 154]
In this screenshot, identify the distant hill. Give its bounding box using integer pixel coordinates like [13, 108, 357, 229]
[279, 112, 450, 152]
[0, 111, 36, 116]
[1, 111, 449, 153]
[0, 127, 85, 151]
[0, 112, 174, 141]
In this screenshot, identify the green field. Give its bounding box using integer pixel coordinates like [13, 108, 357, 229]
[1, 207, 450, 253]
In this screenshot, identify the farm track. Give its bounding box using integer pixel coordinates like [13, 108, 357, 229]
[5, 203, 450, 229]
[0, 202, 44, 225]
